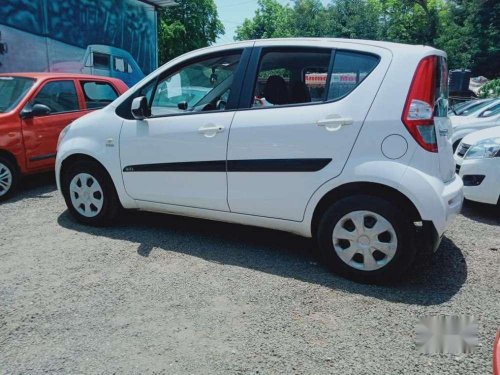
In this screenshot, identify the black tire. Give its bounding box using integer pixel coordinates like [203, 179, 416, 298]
[0, 156, 19, 202]
[453, 139, 462, 152]
[317, 195, 416, 284]
[61, 160, 120, 226]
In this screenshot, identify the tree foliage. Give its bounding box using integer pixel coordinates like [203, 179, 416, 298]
[234, 0, 499, 77]
[234, 0, 293, 40]
[478, 79, 500, 98]
[158, 0, 224, 65]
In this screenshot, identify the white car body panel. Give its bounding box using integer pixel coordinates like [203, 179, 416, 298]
[120, 111, 235, 211]
[56, 38, 463, 239]
[450, 99, 500, 146]
[228, 42, 392, 220]
[454, 126, 500, 205]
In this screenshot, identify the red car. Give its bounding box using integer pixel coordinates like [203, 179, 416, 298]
[0, 73, 128, 200]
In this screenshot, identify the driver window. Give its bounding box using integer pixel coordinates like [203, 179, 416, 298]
[150, 52, 242, 117]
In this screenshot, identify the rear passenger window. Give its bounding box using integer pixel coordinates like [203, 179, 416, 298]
[93, 52, 110, 69]
[253, 49, 331, 107]
[81, 81, 118, 109]
[328, 51, 379, 100]
[32, 81, 79, 114]
[113, 57, 126, 73]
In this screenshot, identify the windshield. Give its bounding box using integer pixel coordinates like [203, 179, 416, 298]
[0, 76, 35, 113]
[449, 100, 472, 114]
[456, 99, 494, 116]
[480, 103, 500, 118]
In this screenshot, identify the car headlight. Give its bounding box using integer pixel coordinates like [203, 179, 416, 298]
[57, 124, 72, 151]
[464, 137, 500, 160]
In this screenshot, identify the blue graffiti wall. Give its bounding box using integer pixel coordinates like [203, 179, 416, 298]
[0, 0, 158, 86]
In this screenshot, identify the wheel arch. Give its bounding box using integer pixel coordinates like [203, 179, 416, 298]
[60, 153, 110, 181]
[0, 149, 20, 170]
[310, 182, 422, 237]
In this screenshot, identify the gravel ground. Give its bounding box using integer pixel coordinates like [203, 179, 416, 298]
[0, 173, 499, 374]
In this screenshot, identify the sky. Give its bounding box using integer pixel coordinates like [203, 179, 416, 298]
[214, 0, 329, 45]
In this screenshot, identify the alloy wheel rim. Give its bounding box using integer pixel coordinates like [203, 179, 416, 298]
[69, 173, 104, 218]
[0, 162, 13, 197]
[332, 210, 398, 271]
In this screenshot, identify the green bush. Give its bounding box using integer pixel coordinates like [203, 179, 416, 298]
[478, 79, 500, 98]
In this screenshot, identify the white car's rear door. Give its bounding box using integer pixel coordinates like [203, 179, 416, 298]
[227, 40, 391, 221]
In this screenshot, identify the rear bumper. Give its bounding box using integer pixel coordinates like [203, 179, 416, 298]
[415, 173, 463, 237]
[439, 175, 464, 232]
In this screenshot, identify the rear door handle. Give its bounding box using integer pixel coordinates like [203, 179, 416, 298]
[317, 117, 353, 131]
[198, 124, 225, 138]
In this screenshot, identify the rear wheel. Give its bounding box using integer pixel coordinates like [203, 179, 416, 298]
[61, 160, 120, 226]
[0, 157, 18, 201]
[317, 195, 416, 284]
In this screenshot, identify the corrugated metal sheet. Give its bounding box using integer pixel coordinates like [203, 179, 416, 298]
[140, 0, 177, 8]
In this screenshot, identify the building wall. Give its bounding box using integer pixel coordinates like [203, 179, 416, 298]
[0, 0, 158, 86]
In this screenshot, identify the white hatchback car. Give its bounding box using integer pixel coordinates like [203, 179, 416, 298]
[455, 126, 500, 205]
[450, 99, 500, 150]
[56, 39, 463, 283]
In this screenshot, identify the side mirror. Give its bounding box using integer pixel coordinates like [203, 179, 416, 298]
[480, 110, 492, 118]
[177, 101, 188, 111]
[20, 103, 51, 119]
[131, 96, 150, 120]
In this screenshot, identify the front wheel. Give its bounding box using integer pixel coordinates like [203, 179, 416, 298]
[61, 160, 120, 226]
[0, 157, 18, 201]
[317, 195, 416, 284]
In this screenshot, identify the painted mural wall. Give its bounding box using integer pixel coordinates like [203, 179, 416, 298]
[0, 0, 158, 86]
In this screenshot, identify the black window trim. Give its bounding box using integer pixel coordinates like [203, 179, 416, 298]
[237, 46, 381, 112]
[115, 48, 252, 120]
[115, 46, 381, 119]
[29, 79, 82, 116]
[80, 80, 119, 110]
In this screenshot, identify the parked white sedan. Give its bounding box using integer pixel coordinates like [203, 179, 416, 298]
[451, 99, 500, 150]
[455, 126, 500, 205]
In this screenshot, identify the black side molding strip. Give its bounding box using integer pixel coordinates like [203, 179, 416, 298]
[29, 153, 57, 162]
[227, 158, 331, 172]
[124, 160, 226, 172]
[123, 158, 331, 173]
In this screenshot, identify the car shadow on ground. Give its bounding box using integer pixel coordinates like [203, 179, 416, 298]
[57, 207, 467, 307]
[3, 172, 57, 203]
[461, 199, 499, 225]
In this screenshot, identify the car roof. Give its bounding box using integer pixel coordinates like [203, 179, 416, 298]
[157, 38, 442, 68]
[209, 37, 442, 54]
[0, 72, 123, 83]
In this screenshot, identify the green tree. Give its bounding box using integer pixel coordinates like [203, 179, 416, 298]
[159, 0, 224, 65]
[289, 0, 326, 37]
[436, 0, 499, 77]
[323, 0, 380, 39]
[478, 79, 500, 98]
[375, 0, 444, 45]
[234, 0, 293, 40]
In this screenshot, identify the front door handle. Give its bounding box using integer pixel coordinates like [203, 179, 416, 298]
[198, 124, 225, 138]
[317, 116, 353, 132]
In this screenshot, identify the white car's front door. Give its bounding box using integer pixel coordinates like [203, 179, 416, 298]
[120, 50, 246, 211]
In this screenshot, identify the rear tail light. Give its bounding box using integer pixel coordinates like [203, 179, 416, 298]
[402, 56, 438, 152]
